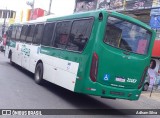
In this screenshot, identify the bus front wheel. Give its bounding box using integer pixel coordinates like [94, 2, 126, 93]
[34, 63, 44, 85]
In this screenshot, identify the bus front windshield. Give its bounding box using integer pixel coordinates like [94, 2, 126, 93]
[104, 16, 151, 55]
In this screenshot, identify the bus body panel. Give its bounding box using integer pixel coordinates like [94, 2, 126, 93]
[40, 46, 79, 91]
[96, 42, 149, 89]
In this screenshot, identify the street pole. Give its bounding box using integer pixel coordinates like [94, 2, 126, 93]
[48, 0, 52, 15]
[2, 8, 7, 36]
[2, 17, 6, 35]
[30, 0, 35, 20]
[27, 0, 35, 20]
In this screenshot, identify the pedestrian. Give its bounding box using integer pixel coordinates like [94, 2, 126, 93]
[148, 59, 157, 87]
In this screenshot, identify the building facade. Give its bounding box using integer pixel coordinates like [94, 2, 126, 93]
[0, 9, 16, 36]
[74, 0, 160, 57]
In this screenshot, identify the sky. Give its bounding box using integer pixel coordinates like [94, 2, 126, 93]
[0, 0, 75, 16]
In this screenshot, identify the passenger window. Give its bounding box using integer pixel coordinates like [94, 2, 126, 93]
[104, 24, 122, 47]
[16, 26, 22, 40]
[66, 19, 93, 52]
[33, 24, 44, 45]
[26, 25, 35, 43]
[104, 17, 151, 55]
[53, 21, 71, 49]
[8, 25, 13, 38]
[42, 23, 55, 46]
[11, 26, 17, 39]
[20, 25, 28, 42]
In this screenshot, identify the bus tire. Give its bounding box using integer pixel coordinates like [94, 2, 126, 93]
[34, 63, 44, 85]
[143, 83, 149, 91]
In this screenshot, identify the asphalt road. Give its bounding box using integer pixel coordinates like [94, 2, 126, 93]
[0, 52, 159, 118]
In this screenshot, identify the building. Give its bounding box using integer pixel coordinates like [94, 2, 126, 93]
[0, 9, 16, 36]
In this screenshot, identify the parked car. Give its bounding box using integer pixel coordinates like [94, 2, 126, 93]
[143, 74, 150, 91]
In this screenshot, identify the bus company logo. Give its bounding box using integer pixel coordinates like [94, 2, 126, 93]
[2, 110, 11, 115]
[104, 74, 110, 81]
[127, 78, 137, 83]
[115, 77, 125, 82]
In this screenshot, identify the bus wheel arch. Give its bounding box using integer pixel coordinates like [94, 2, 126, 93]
[34, 60, 44, 85]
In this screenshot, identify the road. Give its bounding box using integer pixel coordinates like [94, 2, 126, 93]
[0, 52, 159, 118]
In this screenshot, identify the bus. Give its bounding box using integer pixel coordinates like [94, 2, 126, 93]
[5, 9, 156, 100]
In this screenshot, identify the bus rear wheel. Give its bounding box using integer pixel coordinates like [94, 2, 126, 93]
[34, 63, 44, 85]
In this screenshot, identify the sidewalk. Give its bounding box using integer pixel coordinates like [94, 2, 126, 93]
[141, 87, 160, 102]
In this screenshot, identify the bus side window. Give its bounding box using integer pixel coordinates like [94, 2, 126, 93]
[20, 25, 28, 42]
[104, 24, 122, 47]
[53, 21, 71, 49]
[15, 26, 22, 41]
[42, 23, 55, 46]
[66, 18, 93, 52]
[7, 25, 13, 38]
[26, 25, 35, 43]
[32, 24, 44, 45]
[11, 26, 17, 40]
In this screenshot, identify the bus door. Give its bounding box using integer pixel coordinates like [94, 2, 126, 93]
[21, 24, 35, 70]
[19, 25, 29, 69]
[15, 26, 23, 66]
[21, 44, 30, 70]
[14, 42, 22, 66]
[28, 24, 44, 73]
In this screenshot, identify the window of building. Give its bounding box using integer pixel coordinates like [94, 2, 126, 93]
[66, 18, 93, 52]
[26, 25, 35, 43]
[32, 24, 44, 45]
[156, 30, 160, 40]
[53, 21, 72, 49]
[42, 23, 55, 46]
[15, 26, 22, 40]
[20, 25, 28, 42]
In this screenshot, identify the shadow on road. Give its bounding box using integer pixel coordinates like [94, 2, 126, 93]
[8, 62, 129, 115]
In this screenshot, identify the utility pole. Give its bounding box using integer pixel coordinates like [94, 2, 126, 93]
[2, 17, 6, 36]
[31, 0, 35, 20]
[2, 8, 7, 36]
[48, 0, 52, 15]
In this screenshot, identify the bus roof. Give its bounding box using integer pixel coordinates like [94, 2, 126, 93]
[10, 9, 152, 31]
[46, 9, 152, 31]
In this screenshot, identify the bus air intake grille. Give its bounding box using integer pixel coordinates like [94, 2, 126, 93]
[110, 91, 125, 96]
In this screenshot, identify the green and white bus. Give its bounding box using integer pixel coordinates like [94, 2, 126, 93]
[5, 9, 155, 100]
